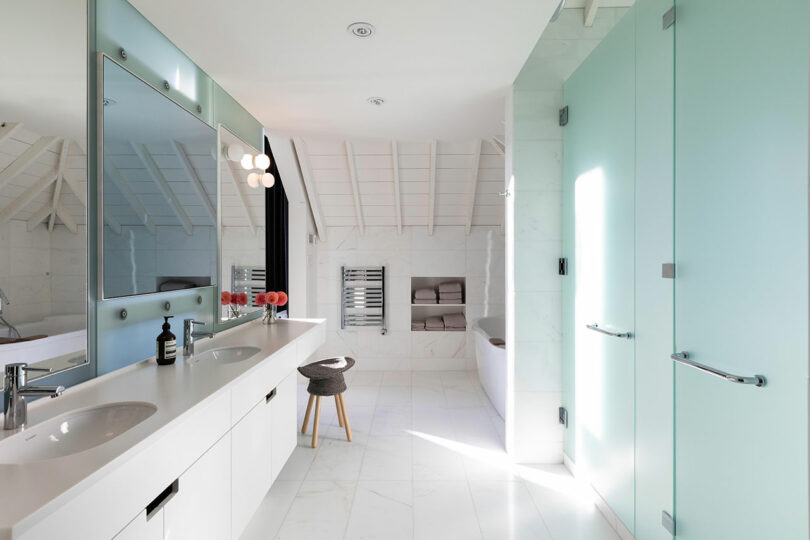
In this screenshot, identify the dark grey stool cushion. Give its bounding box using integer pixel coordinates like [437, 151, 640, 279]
[298, 357, 355, 397]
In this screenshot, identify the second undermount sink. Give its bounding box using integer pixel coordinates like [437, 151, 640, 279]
[191, 346, 261, 365]
[0, 401, 157, 464]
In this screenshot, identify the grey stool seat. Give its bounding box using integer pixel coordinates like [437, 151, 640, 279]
[298, 357, 355, 448]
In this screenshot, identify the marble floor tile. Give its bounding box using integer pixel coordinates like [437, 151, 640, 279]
[413, 481, 483, 540]
[344, 481, 413, 540]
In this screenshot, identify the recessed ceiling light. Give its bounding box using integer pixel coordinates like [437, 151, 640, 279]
[367, 97, 385, 106]
[348, 22, 376, 38]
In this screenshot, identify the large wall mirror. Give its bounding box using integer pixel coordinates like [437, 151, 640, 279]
[218, 127, 266, 323]
[101, 56, 217, 299]
[0, 0, 89, 377]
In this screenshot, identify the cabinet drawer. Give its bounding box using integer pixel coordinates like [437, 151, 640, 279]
[231, 345, 295, 423]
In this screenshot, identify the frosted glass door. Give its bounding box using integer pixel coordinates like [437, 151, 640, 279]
[674, 1, 809, 538]
[564, 12, 636, 532]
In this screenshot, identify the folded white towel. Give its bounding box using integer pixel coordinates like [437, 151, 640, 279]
[438, 282, 462, 294]
[414, 288, 437, 300]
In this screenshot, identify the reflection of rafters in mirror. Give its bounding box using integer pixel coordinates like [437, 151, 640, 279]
[130, 142, 194, 235]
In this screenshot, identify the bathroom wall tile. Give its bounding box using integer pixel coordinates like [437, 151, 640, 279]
[466, 276, 506, 306]
[514, 191, 562, 243]
[50, 248, 85, 277]
[466, 226, 505, 252]
[354, 249, 412, 277]
[320, 226, 360, 251]
[515, 291, 561, 341]
[536, 7, 619, 41]
[9, 219, 49, 249]
[0, 221, 10, 248]
[514, 240, 562, 292]
[51, 224, 87, 251]
[513, 90, 563, 140]
[514, 391, 564, 446]
[412, 249, 466, 276]
[8, 247, 50, 278]
[513, 140, 563, 192]
[317, 250, 356, 279]
[412, 331, 466, 359]
[355, 356, 413, 371]
[514, 341, 562, 393]
[466, 249, 505, 278]
[411, 356, 471, 371]
[358, 330, 412, 359]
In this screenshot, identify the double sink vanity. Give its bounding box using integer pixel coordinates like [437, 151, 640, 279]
[0, 318, 326, 540]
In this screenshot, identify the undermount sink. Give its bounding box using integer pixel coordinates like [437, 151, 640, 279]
[190, 346, 261, 364]
[0, 402, 157, 464]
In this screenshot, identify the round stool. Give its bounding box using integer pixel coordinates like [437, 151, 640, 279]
[298, 356, 355, 448]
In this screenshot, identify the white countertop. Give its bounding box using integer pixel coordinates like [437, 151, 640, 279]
[0, 318, 325, 537]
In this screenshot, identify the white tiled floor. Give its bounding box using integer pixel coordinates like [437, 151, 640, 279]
[241, 370, 619, 540]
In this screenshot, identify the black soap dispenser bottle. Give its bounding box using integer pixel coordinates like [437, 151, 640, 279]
[156, 316, 177, 365]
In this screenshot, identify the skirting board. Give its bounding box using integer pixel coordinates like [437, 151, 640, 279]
[563, 453, 636, 540]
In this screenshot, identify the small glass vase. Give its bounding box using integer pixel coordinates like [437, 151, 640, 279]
[263, 304, 277, 325]
[229, 305, 240, 319]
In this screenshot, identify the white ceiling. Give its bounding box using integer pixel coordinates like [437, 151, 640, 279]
[129, 0, 560, 141]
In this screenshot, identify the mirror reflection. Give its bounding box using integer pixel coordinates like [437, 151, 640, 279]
[102, 57, 217, 299]
[218, 127, 266, 321]
[0, 0, 88, 372]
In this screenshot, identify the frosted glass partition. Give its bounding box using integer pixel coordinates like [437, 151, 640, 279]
[101, 57, 217, 299]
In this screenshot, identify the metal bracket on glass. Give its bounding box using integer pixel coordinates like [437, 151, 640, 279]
[671, 352, 766, 387]
[586, 324, 632, 339]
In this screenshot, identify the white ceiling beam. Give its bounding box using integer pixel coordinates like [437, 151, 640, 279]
[490, 137, 506, 155]
[220, 160, 257, 235]
[131, 143, 193, 235]
[391, 141, 403, 235]
[0, 169, 57, 224]
[48, 139, 70, 232]
[344, 141, 365, 236]
[428, 139, 437, 235]
[0, 136, 58, 191]
[62, 171, 87, 208]
[465, 139, 483, 235]
[0, 122, 22, 146]
[26, 203, 52, 231]
[103, 207, 122, 235]
[584, 0, 600, 26]
[292, 137, 327, 241]
[104, 155, 157, 235]
[171, 140, 216, 223]
[54, 202, 78, 234]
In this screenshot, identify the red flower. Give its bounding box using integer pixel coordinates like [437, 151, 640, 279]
[221, 291, 231, 306]
[276, 291, 287, 305]
[256, 292, 267, 306]
[266, 291, 279, 305]
[239, 292, 249, 306]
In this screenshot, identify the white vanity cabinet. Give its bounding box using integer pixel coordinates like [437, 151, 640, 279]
[112, 510, 163, 540]
[270, 371, 297, 483]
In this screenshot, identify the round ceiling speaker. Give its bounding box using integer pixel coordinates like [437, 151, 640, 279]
[247, 172, 260, 188]
[254, 153, 271, 170]
[261, 173, 275, 188]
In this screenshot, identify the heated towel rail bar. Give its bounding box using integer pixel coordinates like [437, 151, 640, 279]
[671, 352, 766, 387]
[586, 324, 632, 339]
[341, 266, 386, 334]
[232, 265, 267, 307]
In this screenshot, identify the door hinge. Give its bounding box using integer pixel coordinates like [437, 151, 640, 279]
[662, 263, 675, 279]
[559, 258, 568, 276]
[663, 6, 676, 29]
[662, 511, 676, 536]
[559, 106, 569, 126]
[558, 406, 568, 427]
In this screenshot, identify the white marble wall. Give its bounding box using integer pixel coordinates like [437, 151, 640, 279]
[310, 226, 505, 371]
[0, 221, 86, 324]
[509, 8, 627, 463]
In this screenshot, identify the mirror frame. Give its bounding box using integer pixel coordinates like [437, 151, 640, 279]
[96, 53, 218, 302]
[213, 125, 264, 332]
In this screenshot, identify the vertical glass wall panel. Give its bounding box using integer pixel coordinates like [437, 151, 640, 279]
[0, 0, 91, 385]
[674, 1, 809, 538]
[563, 12, 636, 532]
[634, 0, 674, 538]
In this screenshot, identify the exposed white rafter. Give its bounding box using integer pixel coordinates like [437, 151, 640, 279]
[490, 136, 506, 155]
[171, 139, 216, 223]
[54, 202, 78, 234]
[391, 140, 403, 234]
[584, 0, 600, 26]
[344, 141, 365, 236]
[0, 169, 58, 224]
[104, 155, 157, 235]
[292, 137, 327, 241]
[465, 139, 483, 235]
[62, 170, 87, 208]
[0, 122, 22, 146]
[131, 143, 193, 235]
[221, 160, 257, 235]
[26, 203, 52, 232]
[104, 207, 123, 235]
[428, 139, 437, 235]
[48, 139, 70, 232]
[0, 136, 58, 191]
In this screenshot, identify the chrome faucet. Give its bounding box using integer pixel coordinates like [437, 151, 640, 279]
[3, 363, 64, 430]
[183, 319, 214, 356]
[0, 287, 20, 339]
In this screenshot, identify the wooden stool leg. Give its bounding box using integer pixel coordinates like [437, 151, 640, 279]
[335, 395, 344, 427]
[302, 394, 314, 434]
[311, 396, 322, 448]
[339, 393, 352, 443]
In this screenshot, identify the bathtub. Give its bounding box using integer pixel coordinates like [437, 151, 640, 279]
[0, 314, 86, 370]
[473, 316, 506, 420]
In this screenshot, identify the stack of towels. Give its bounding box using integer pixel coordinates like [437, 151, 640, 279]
[438, 282, 463, 304]
[413, 288, 437, 304]
[411, 312, 467, 331]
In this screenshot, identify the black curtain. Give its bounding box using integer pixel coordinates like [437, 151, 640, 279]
[264, 137, 289, 310]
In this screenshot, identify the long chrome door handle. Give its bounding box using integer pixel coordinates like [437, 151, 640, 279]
[586, 324, 632, 339]
[671, 352, 765, 387]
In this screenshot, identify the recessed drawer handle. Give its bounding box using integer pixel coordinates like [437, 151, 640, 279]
[266, 387, 277, 403]
[146, 479, 179, 520]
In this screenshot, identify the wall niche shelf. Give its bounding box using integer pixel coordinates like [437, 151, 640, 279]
[410, 276, 467, 332]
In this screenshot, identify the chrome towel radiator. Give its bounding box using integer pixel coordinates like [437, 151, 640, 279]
[231, 265, 267, 307]
[341, 266, 386, 334]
